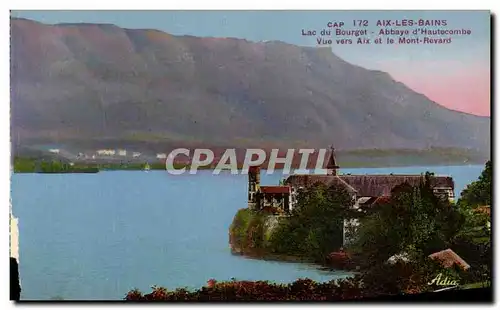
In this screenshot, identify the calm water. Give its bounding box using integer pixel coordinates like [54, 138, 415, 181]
[11, 165, 483, 300]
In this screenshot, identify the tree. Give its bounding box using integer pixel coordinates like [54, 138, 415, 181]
[458, 160, 491, 208]
[451, 161, 492, 282]
[347, 165, 492, 290]
[455, 160, 491, 243]
[349, 174, 462, 266]
[269, 182, 355, 262]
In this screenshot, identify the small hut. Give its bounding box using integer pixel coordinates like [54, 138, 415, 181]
[429, 248, 470, 270]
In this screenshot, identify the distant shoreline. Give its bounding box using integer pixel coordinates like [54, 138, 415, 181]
[12, 146, 489, 174]
[13, 146, 489, 171]
[11, 160, 485, 174]
[230, 249, 357, 275]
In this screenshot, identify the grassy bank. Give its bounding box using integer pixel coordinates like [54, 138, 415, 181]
[229, 205, 345, 267]
[228, 209, 301, 261]
[13, 157, 99, 173]
[12, 157, 215, 173]
[229, 209, 268, 256]
[228, 209, 311, 263]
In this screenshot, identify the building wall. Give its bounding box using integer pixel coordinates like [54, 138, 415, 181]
[248, 168, 260, 207]
[248, 202, 257, 210]
[262, 194, 279, 208]
[10, 213, 19, 261]
[290, 186, 302, 211]
[97, 150, 116, 156]
[433, 187, 455, 202]
[342, 197, 363, 247]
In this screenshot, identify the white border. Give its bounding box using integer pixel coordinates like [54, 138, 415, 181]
[2, 1, 498, 309]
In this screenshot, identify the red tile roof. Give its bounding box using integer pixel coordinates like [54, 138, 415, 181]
[340, 175, 454, 197]
[429, 248, 470, 270]
[474, 205, 491, 216]
[248, 166, 261, 173]
[286, 174, 454, 197]
[285, 175, 357, 193]
[260, 186, 291, 194]
[371, 196, 391, 206]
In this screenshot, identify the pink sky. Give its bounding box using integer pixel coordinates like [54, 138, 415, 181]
[381, 61, 490, 117]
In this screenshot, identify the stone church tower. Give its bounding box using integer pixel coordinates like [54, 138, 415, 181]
[326, 146, 339, 176]
[248, 166, 261, 209]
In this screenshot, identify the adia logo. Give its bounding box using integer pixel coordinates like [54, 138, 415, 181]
[427, 273, 459, 287]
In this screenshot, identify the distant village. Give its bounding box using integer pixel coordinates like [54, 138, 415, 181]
[41, 147, 326, 168]
[44, 147, 185, 164]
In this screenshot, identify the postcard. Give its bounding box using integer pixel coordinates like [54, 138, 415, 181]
[9, 10, 491, 301]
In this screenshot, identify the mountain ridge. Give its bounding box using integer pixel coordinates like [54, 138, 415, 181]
[10, 17, 490, 153]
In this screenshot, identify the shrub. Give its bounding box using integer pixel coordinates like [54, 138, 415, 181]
[125, 277, 366, 301]
[326, 250, 355, 270]
[261, 206, 283, 215]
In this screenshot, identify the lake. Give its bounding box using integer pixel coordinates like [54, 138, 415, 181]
[10, 165, 484, 300]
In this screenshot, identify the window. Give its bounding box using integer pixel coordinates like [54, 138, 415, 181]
[433, 187, 454, 200]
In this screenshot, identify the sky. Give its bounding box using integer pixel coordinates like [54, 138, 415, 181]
[11, 10, 491, 116]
